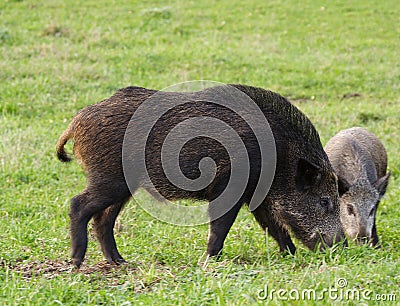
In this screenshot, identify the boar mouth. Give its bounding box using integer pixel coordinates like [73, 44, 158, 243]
[356, 236, 372, 246]
[307, 231, 347, 251]
[306, 232, 325, 250]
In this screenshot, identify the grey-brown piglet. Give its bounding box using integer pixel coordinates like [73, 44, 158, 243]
[325, 127, 390, 246]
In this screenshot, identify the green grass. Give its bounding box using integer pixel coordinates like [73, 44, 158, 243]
[1, 0, 399, 304]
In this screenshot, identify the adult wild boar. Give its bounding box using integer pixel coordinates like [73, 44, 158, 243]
[57, 84, 345, 268]
[325, 127, 390, 246]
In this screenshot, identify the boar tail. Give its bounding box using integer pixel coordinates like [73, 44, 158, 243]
[56, 124, 74, 162]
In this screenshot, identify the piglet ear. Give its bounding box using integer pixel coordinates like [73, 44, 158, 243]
[374, 172, 391, 199]
[338, 177, 350, 196]
[295, 158, 322, 192]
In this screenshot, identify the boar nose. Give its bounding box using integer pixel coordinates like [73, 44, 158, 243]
[356, 237, 370, 245]
[320, 228, 346, 249]
[356, 226, 372, 244]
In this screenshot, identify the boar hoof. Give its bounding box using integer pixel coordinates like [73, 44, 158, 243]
[114, 258, 127, 265]
[106, 256, 127, 265]
[280, 246, 296, 256]
[72, 258, 83, 269]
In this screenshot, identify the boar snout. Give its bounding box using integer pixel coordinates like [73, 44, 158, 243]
[308, 226, 347, 251]
[322, 229, 347, 249]
[355, 226, 373, 245]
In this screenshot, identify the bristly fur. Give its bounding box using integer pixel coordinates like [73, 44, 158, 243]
[230, 84, 321, 146]
[57, 84, 344, 268]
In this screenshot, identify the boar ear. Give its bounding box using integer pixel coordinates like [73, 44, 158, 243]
[338, 177, 350, 196]
[374, 172, 391, 199]
[295, 158, 322, 191]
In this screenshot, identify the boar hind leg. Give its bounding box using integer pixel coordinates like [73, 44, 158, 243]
[207, 202, 243, 257]
[69, 191, 92, 269]
[69, 185, 129, 268]
[93, 199, 129, 265]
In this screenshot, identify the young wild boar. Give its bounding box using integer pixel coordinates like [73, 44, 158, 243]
[325, 127, 390, 246]
[57, 84, 345, 268]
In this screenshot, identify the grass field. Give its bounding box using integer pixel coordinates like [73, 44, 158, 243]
[1, 0, 399, 304]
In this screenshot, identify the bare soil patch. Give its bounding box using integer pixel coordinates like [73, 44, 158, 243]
[2, 259, 136, 279]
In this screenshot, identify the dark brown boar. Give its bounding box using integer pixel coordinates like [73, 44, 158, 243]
[57, 84, 345, 268]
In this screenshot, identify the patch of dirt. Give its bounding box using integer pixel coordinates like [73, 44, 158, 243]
[341, 92, 362, 100]
[357, 112, 383, 123]
[42, 24, 69, 37]
[2, 259, 137, 279]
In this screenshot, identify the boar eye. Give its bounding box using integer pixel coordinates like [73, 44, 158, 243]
[319, 197, 333, 212]
[347, 204, 355, 215]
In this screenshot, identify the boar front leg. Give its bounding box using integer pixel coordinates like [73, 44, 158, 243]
[252, 203, 296, 254]
[266, 220, 296, 254]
